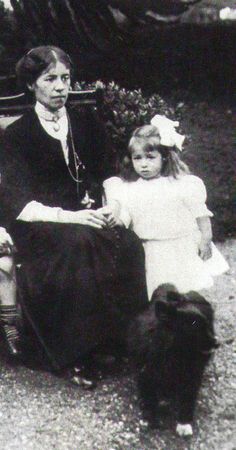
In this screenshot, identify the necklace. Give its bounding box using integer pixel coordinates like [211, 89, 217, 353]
[51, 117, 60, 132]
[67, 114, 86, 198]
[36, 107, 66, 132]
[66, 114, 96, 209]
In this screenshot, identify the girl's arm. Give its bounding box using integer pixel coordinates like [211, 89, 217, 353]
[102, 177, 131, 228]
[196, 216, 213, 260]
[182, 176, 213, 260]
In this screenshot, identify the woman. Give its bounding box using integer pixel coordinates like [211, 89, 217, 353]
[0, 46, 148, 385]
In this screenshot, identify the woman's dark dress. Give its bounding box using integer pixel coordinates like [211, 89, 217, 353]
[0, 106, 148, 369]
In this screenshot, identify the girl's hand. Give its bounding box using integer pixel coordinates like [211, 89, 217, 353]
[199, 239, 212, 261]
[196, 216, 213, 260]
[73, 209, 108, 229]
[0, 227, 13, 247]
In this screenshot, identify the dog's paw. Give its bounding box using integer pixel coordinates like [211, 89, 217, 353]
[176, 423, 193, 436]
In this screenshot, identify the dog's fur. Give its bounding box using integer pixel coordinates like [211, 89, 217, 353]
[128, 284, 218, 436]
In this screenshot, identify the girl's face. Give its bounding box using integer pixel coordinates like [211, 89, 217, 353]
[131, 147, 163, 179]
[29, 61, 71, 111]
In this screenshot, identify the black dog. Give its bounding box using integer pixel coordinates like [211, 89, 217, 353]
[128, 284, 219, 436]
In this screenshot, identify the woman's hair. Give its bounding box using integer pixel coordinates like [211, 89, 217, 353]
[120, 124, 190, 181]
[16, 46, 73, 90]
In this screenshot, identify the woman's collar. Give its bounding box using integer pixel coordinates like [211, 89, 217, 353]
[35, 101, 66, 121]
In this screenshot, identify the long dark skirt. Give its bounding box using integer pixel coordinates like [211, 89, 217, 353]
[10, 221, 148, 370]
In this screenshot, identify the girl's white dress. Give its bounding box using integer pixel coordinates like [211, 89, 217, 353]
[103, 175, 229, 299]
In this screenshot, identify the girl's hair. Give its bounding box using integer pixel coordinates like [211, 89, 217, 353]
[16, 46, 73, 90]
[120, 124, 190, 181]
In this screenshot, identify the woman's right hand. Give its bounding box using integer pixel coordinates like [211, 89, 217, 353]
[73, 209, 108, 229]
[0, 227, 15, 255]
[0, 227, 14, 247]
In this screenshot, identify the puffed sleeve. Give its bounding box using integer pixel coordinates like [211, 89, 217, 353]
[182, 175, 213, 218]
[103, 176, 125, 202]
[103, 177, 132, 227]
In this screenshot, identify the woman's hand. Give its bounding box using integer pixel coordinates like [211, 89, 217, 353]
[198, 238, 212, 261]
[73, 209, 108, 229]
[0, 227, 15, 255]
[0, 227, 14, 247]
[97, 205, 123, 228]
[57, 205, 123, 228]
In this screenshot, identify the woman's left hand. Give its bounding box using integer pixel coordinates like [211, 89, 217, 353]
[199, 239, 212, 261]
[97, 206, 122, 228]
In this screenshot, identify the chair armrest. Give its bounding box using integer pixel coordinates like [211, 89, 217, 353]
[0, 88, 104, 132]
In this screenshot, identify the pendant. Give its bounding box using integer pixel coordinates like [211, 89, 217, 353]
[53, 121, 60, 132]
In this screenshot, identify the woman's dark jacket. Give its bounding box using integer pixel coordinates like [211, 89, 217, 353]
[0, 106, 148, 370]
[0, 106, 114, 225]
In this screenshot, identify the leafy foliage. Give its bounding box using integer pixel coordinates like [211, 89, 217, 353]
[0, 2, 24, 79]
[74, 80, 173, 157]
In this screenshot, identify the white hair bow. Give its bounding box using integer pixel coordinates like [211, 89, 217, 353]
[150, 115, 185, 151]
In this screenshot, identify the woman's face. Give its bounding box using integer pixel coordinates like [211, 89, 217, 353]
[29, 61, 71, 111]
[131, 146, 163, 179]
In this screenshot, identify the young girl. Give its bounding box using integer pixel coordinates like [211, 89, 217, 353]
[103, 115, 229, 299]
[0, 227, 20, 355]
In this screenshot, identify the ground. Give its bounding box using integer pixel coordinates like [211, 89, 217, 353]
[0, 98, 235, 449]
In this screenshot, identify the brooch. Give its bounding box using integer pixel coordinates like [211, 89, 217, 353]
[81, 190, 95, 209]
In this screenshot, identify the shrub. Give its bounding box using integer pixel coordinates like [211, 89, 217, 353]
[74, 80, 174, 159]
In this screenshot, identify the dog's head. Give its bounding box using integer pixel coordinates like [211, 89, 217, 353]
[152, 284, 219, 354]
